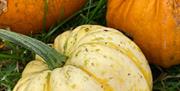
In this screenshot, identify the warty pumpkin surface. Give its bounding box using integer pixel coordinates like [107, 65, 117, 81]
[0, 0, 86, 34]
[106, 0, 180, 67]
[0, 25, 152, 91]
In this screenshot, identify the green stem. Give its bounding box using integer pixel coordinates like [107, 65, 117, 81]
[0, 29, 67, 70]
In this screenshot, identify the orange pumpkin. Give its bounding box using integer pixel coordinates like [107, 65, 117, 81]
[0, 0, 86, 34]
[106, 0, 180, 68]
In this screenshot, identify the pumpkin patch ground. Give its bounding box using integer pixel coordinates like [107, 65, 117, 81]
[0, 0, 180, 91]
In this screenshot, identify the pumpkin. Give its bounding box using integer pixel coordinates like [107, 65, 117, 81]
[106, 0, 180, 67]
[0, 0, 86, 34]
[0, 25, 152, 91]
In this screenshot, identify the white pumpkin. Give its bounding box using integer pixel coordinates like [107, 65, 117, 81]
[0, 25, 153, 91]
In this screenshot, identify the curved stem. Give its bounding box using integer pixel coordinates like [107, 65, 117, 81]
[0, 29, 67, 70]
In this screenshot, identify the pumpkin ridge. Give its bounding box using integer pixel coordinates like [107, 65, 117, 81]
[45, 72, 51, 91]
[75, 65, 114, 91]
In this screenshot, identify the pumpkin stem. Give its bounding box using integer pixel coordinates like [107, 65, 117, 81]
[0, 29, 67, 70]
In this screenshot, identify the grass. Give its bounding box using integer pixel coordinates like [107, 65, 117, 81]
[0, 0, 180, 91]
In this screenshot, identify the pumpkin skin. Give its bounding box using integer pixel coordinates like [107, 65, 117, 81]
[106, 0, 180, 67]
[0, 0, 86, 34]
[11, 25, 152, 91]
